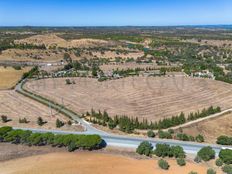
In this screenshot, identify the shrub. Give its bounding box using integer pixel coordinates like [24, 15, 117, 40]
[158, 130, 172, 139]
[171, 145, 186, 158]
[67, 120, 72, 126]
[194, 156, 202, 163]
[222, 165, 232, 174]
[168, 129, 174, 134]
[19, 118, 29, 123]
[189, 172, 198, 174]
[65, 79, 72, 85]
[197, 146, 215, 161]
[37, 117, 45, 126]
[177, 158, 186, 166]
[217, 136, 232, 145]
[147, 130, 155, 138]
[215, 158, 223, 166]
[154, 144, 185, 158]
[67, 141, 77, 152]
[195, 134, 204, 143]
[136, 141, 153, 156]
[0, 126, 13, 141]
[219, 149, 232, 164]
[158, 159, 169, 170]
[1, 115, 9, 123]
[56, 119, 65, 128]
[207, 168, 216, 174]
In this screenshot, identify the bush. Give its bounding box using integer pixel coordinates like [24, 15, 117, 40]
[158, 159, 169, 170]
[0, 126, 13, 141]
[194, 156, 202, 163]
[1, 115, 9, 123]
[189, 172, 198, 174]
[197, 146, 215, 161]
[37, 117, 46, 126]
[65, 79, 72, 85]
[219, 149, 232, 164]
[158, 130, 172, 139]
[195, 134, 204, 143]
[177, 158, 186, 166]
[67, 141, 77, 152]
[56, 119, 65, 128]
[215, 158, 223, 166]
[217, 136, 232, 145]
[147, 130, 155, 138]
[154, 144, 185, 158]
[136, 141, 153, 156]
[222, 165, 232, 174]
[207, 168, 216, 174]
[19, 118, 29, 123]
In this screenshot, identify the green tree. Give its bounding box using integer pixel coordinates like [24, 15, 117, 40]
[219, 149, 232, 164]
[197, 146, 215, 161]
[136, 141, 153, 156]
[37, 117, 45, 126]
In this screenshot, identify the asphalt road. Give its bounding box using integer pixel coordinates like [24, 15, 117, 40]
[14, 79, 232, 155]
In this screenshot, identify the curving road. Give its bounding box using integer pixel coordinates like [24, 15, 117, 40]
[14, 79, 232, 155]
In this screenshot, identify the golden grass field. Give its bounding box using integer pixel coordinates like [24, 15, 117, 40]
[25, 76, 232, 122]
[0, 66, 31, 90]
[0, 152, 220, 174]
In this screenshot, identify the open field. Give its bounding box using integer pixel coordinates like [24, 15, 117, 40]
[0, 90, 83, 131]
[181, 112, 232, 143]
[25, 76, 232, 122]
[0, 151, 219, 174]
[0, 66, 31, 90]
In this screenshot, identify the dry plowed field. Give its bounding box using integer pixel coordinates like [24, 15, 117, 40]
[0, 90, 83, 131]
[25, 76, 232, 121]
[182, 112, 232, 143]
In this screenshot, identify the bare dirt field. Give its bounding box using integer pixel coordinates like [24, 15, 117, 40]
[0, 90, 83, 131]
[0, 66, 31, 90]
[184, 38, 232, 48]
[0, 150, 219, 174]
[181, 112, 232, 143]
[24, 76, 232, 122]
[0, 48, 65, 62]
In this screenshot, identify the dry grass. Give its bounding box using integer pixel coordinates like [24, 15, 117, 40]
[0, 90, 83, 131]
[0, 152, 219, 174]
[25, 76, 232, 122]
[181, 112, 232, 143]
[0, 66, 31, 90]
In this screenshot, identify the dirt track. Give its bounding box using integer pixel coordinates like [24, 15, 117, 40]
[25, 76, 232, 122]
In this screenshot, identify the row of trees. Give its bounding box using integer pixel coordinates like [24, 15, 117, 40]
[86, 106, 221, 133]
[0, 126, 102, 151]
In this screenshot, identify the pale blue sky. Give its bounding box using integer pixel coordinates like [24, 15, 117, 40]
[0, 0, 232, 26]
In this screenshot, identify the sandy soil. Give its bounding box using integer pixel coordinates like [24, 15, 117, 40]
[0, 90, 83, 131]
[25, 76, 232, 122]
[0, 66, 31, 90]
[0, 151, 220, 174]
[182, 112, 232, 143]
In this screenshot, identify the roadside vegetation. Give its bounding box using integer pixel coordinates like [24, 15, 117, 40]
[0, 126, 103, 151]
